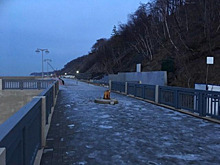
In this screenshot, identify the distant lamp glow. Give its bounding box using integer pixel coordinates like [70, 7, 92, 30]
[76, 70, 79, 74]
[65, 73, 67, 75]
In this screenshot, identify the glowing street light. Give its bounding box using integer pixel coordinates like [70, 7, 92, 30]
[75, 70, 79, 84]
[35, 48, 49, 78]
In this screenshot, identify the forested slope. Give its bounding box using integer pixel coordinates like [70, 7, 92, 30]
[60, 0, 220, 87]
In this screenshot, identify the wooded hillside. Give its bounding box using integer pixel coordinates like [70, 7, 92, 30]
[60, 0, 220, 87]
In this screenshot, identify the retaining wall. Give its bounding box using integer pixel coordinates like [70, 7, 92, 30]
[0, 90, 42, 124]
[108, 71, 167, 85]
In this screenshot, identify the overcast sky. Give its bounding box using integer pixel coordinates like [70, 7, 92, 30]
[0, 0, 148, 76]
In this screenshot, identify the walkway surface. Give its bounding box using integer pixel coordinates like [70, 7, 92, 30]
[40, 79, 220, 165]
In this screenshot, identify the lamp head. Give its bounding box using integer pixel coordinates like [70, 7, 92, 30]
[35, 49, 40, 53]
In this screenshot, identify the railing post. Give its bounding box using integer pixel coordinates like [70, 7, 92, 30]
[19, 80, 24, 90]
[198, 92, 202, 116]
[55, 81, 59, 95]
[155, 85, 159, 103]
[0, 79, 2, 90]
[198, 92, 206, 117]
[109, 80, 112, 91]
[33, 96, 46, 147]
[174, 89, 179, 109]
[125, 82, 128, 95]
[0, 148, 6, 165]
[142, 85, 145, 98]
[41, 96, 46, 147]
[134, 84, 137, 96]
[53, 85, 56, 106]
[37, 81, 41, 90]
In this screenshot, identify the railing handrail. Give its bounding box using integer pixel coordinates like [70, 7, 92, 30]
[38, 82, 55, 96]
[159, 85, 220, 95]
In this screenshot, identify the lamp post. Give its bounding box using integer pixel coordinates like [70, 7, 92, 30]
[76, 70, 79, 84]
[35, 48, 49, 78]
[206, 56, 214, 90]
[44, 59, 52, 77]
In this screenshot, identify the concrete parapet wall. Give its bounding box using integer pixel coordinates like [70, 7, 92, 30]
[108, 74, 118, 82]
[0, 76, 41, 79]
[0, 79, 2, 90]
[0, 90, 42, 124]
[108, 71, 167, 86]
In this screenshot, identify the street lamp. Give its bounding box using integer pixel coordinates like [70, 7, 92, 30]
[76, 70, 79, 84]
[206, 56, 214, 90]
[35, 48, 49, 78]
[44, 59, 52, 77]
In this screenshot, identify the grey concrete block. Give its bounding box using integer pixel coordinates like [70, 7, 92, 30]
[108, 71, 167, 86]
[0, 79, 2, 90]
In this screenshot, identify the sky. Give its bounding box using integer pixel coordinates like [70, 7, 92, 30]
[0, 0, 148, 76]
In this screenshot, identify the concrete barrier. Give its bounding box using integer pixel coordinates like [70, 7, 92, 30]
[0, 79, 2, 90]
[109, 80, 112, 91]
[0, 90, 42, 124]
[108, 71, 167, 86]
[0, 76, 41, 79]
[33, 96, 46, 147]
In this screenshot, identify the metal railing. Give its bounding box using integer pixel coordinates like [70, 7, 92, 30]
[92, 80, 109, 86]
[142, 84, 155, 101]
[2, 79, 55, 90]
[112, 81, 125, 93]
[0, 80, 59, 165]
[111, 81, 220, 120]
[0, 98, 42, 165]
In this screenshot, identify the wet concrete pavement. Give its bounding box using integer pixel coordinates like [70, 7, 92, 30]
[40, 79, 220, 165]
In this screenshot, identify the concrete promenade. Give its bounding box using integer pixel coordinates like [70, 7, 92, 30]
[40, 79, 220, 165]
